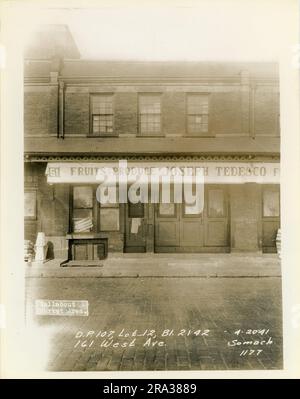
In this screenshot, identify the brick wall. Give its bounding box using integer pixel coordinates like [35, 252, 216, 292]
[64, 91, 89, 135]
[115, 93, 138, 135]
[210, 92, 243, 135]
[24, 84, 280, 138]
[24, 86, 58, 136]
[230, 184, 262, 251]
[254, 90, 279, 136]
[162, 92, 186, 135]
[24, 163, 38, 242]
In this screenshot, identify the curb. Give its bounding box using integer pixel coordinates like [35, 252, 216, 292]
[25, 270, 282, 278]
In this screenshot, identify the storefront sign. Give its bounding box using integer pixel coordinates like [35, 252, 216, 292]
[46, 161, 280, 184]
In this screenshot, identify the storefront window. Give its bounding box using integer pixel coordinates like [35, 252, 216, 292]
[73, 186, 93, 232]
[263, 189, 280, 217]
[208, 189, 225, 217]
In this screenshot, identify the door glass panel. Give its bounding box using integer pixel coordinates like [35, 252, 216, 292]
[183, 182, 203, 216]
[263, 190, 280, 217]
[208, 189, 225, 217]
[184, 202, 203, 216]
[159, 203, 175, 217]
[128, 202, 144, 218]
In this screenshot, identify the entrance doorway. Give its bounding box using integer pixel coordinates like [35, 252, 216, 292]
[124, 202, 146, 252]
[262, 185, 280, 253]
[155, 185, 229, 253]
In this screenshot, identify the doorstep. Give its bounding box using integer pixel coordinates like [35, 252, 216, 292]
[61, 260, 104, 267]
[25, 253, 281, 278]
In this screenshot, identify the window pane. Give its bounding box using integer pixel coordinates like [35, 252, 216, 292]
[188, 116, 208, 134]
[188, 94, 209, 113]
[184, 202, 203, 215]
[208, 189, 225, 217]
[139, 95, 161, 134]
[73, 186, 93, 208]
[91, 95, 114, 134]
[140, 114, 160, 134]
[140, 103, 161, 114]
[92, 114, 113, 134]
[92, 95, 113, 114]
[200, 123, 208, 133]
[263, 190, 280, 217]
[187, 94, 209, 135]
[100, 208, 120, 231]
[73, 209, 93, 232]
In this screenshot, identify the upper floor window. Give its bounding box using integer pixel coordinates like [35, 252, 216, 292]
[90, 94, 114, 135]
[187, 94, 209, 135]
[139, 94, 161, 135]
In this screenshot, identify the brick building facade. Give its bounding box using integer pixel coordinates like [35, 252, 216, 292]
[24, 26, 280, 262]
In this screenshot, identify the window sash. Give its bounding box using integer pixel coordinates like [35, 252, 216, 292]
[72, 209, 93, 233]
[73, 186, 93, 208]
[139, 95, 161, 134]
[187, 94, 209, 134]
[92, 114, 114, 134]
[91, 95, 114, 135]
[72, 186, 94, 233]
[140, 114, 161, 134]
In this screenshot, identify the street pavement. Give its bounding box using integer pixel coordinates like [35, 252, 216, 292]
[26, 253, 281, 278]
[25, 275, 283, 371]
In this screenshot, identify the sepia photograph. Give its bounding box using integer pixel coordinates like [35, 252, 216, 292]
[1, 0, 300, 379]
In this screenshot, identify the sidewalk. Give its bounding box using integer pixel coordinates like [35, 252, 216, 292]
[25, 253, 281, 278]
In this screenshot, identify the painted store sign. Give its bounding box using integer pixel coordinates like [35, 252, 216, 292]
[46, 161, 280, 184]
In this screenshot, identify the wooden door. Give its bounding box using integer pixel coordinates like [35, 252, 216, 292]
[155, 203, 180, 250]
[204, 186, 229, 249]
[155, 185, 229, 252]
[262, 185, 280, 253]
[155, 197, 204, 252]
[179, 201, 204, 249]
[125, 202, 146, 252]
